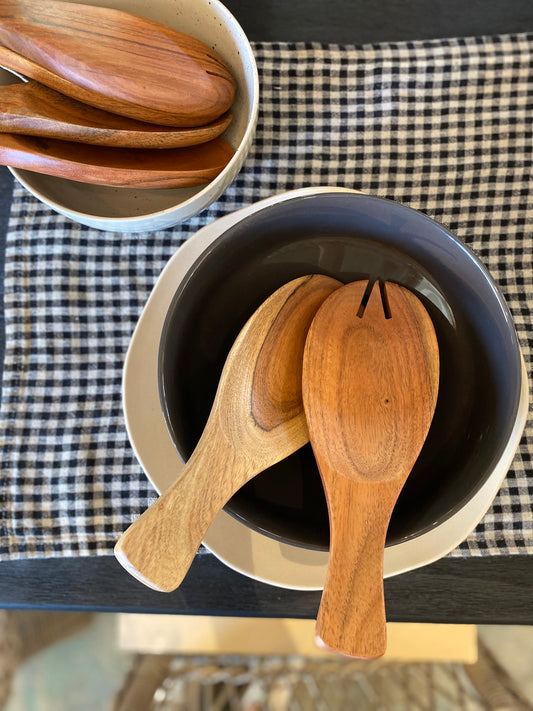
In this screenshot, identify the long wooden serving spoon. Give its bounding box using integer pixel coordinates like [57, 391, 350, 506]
[0, 0, 236, 126]
[0, 80, 232, 148]
[302, 280, 439, 658]
[115, 274, 342, 592]
[0, 133, 234, 188]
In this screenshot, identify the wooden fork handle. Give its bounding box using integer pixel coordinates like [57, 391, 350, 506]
[315, 462, 400, 659]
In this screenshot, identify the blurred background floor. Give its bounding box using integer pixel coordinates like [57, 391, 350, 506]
[2, 613, 133, 711]
[1, 611, 532, 711]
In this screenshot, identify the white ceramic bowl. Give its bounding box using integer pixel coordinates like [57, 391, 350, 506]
[0, 0, 258, 233]
[123, 187, 529, 589]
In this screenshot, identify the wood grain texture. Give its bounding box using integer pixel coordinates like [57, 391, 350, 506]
[118, 615, 478, 662]
[0, 133, 234, 188]
[250, 279, 335, 429]
[0, 81, 233, 147]
[0, 0, 236, 126]
[115, 275, 342, 593]
[303, 280, 439, 658]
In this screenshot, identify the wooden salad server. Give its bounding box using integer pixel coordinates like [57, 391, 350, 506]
[302, 280, 439, 659]
[0, 133, 234, 188]
[0, 0, 236, 126]
[0, 80, 232, 147]
[115, 274, 342, 592]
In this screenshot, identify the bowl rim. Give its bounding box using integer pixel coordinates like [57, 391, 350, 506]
[157, 188, 524, 547]
[3, 0, 260, 227]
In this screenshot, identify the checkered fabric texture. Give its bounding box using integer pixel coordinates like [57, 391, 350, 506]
[0, 34, 531, 560]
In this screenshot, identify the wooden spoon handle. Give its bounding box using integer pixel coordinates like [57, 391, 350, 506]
[0, 133, 234, 188]
[0, 81, 233, 147]
[315, 462, 400, 659]
[115, 422, 252, 592]
[116, 275, 342, 593]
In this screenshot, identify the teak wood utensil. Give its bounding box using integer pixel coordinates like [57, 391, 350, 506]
[115, 274, 342, 592]
[0, 0, 236, 126]
[0, 80, 233, 147]
[0, 133, 234, 188]
[302, 280, 439, 659]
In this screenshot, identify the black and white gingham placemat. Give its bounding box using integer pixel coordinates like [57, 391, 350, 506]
[0, 34, 531, 560]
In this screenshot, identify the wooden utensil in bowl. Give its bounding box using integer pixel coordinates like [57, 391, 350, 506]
[0, 0, 236, 126]
[0, 133, 235, 188]
[115, 274, 342, 592]
[0, 80, 232, 148]
[302, 280, 439, 658]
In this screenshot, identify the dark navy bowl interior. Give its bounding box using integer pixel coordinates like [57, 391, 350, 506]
[158, 192, 521, 550]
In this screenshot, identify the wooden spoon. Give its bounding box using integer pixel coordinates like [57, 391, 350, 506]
[115, 274, 342, 592]
[0, 0, 236, 126]
[0, 80, 233, 147]
[0, 133, 235, 188]
[302, 280, 439, 658]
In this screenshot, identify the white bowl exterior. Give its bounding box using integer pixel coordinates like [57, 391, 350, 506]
[123, 186, 529, 590]
[1, 0, 259, 232]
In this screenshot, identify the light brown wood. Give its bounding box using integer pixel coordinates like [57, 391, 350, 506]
[0, 81, 233, 147]
[115, 275, 342, 592]
[0, 133, 235, 188]
[0, 0, 236, 126]
[302, 280, 439, 659]
[118, 615, 478, 663]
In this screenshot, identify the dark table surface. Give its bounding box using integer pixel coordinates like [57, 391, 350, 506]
[0, 0, 532, 623]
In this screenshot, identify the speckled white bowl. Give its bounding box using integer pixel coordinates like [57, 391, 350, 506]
[0, 0, 258, 233]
